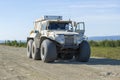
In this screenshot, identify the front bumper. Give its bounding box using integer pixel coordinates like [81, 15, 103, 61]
[59, 44, 79, 49]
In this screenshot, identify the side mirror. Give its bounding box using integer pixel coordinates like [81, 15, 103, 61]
[35, 30, 39, 33]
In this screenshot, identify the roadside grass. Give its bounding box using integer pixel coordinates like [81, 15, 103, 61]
[0, 40, 26, 47]
[91, 47, 120, 60]
[1, 40, 120, 60]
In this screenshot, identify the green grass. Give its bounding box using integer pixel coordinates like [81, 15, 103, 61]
[1, 40, 27, 47]
[91, 47, 120, 60]
[1, 40, 120, 60]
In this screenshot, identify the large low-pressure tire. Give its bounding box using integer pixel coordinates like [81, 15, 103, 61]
[32, 41, 41, 60]
[27, 40, 33, 58]
[41, 39, 57, 63]
[75, 41, 91, 62]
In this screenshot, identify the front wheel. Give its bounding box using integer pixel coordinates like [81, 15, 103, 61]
[75, 41, 91, 62]
[41, 39, 57, 63]
[32, 41, 41, 60]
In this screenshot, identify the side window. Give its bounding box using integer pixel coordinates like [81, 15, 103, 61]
[41, 23, 46, 30]
[76, 22, 85, 31]
[34, 22, 40, 31]
[75, 22, 85, 34]
[37, 22, 40, 31]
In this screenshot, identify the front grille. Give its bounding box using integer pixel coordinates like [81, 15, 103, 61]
[65, 35, 74, 46]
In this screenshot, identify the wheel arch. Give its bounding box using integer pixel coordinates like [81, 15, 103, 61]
[40, 36, 53, 46]
[40, 36, 61, 48]
[79, 40, 89, 46]
[27, 37, 34, 43]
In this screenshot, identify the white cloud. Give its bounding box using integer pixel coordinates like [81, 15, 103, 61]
[69, 4, 120, 9]
[86, 14, 120, 19]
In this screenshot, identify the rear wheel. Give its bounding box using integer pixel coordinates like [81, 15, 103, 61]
[27, 40, 33, 58]
[75, 41, 91, 62]
[41, 39, 57, 63]
[32, 41, 41, 60]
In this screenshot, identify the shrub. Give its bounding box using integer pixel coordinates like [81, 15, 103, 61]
[89, 40, 120, 47]
[4, 40, 26, 47]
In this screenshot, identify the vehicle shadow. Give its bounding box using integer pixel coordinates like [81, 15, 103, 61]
[53, 58, 120, 65]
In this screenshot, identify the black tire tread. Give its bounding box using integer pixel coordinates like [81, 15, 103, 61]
[27, 40, 33, 58]
[32, 41, 41, 60]
[75, 41, 91, 62]
[41, 39, 57, 63]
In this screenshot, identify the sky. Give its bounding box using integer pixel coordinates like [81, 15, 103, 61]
[0, 0, 120, 40]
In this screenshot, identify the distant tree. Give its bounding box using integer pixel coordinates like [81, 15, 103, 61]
[115, 40, 120, 47]
[6, 40, 11, 46]
[89, 40, 120, 47]
[89, 40, 99, 47]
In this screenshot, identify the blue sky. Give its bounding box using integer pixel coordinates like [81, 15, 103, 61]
[0, 0, 120, 40]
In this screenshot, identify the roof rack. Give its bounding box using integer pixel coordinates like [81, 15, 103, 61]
[35, 16, 62, 22]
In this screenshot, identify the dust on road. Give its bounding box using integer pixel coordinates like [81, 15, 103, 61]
[0, 45, 120, 80]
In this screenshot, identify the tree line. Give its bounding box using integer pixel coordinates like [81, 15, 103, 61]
[3, 40, 26, 47]
[1, 40, 120, 47]
[89, 40, 120, 47]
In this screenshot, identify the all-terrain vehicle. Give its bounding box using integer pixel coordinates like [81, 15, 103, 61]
[27, 16, 91, 63]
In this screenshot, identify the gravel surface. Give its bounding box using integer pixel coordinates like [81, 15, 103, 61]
[0, 45, 120, 80]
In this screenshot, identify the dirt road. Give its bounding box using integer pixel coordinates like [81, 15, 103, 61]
[0, 45, 120, 80]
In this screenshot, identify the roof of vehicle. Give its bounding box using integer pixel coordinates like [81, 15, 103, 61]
[35, 16, 72, 23]
[35, 20, 72, 23]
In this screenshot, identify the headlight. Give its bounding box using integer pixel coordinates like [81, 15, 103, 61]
[74, 34, 83, 44]
[55, 34, 65, 44]
[47, 32, 55, 39]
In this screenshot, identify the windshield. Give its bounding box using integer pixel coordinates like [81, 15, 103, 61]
[48, 22, 72, 31]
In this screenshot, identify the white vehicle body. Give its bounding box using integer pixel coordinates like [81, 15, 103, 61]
[27, 16, 90, 62]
